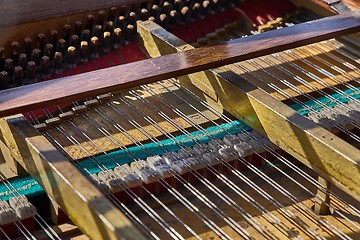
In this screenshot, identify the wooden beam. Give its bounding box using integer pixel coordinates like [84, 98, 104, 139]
[0, 12, 360, 117]
[0, 115, 146, 240]
[12, 222, 86, 240]
[236, 82, 360, 202]
[293, 0, 337, 15]
[343, 0, 360, 10]
[137, 20, 360, 202]
[0, 138, 25, 177]
[294, 0, 360, 15]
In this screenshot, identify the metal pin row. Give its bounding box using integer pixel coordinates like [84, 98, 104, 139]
[89, 131, 275, 192]
[0, 196, 37, 225]
[34, 93, 112, 130]
[308, 99, 360, 131]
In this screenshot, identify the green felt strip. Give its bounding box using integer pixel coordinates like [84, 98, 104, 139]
[76, 120, 250, 174]
[291, 87, 360, 115]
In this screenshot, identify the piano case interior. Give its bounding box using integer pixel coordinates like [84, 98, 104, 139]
[0, 0, 359, 239]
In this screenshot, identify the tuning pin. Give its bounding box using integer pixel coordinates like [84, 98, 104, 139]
[116, 16, 126, 29]
[69, 34, 79, 48]
[53, 52, 63, 75]
[180, 6, 190, 22]
[50, 30, 58, 49]
[18, 53, 27, 70]
[26, 61, 37, 83]
[40, 56, 51, 79]
[210, 0, 221, 13]
[74, 21, 83, 36]
[80, 41, 89, 63]
[103, 32, 112, 53]
[149, 4, 160, 19]
[161, 1, 172, 15]
[139, 8, 149, 21]
[86, 15, 95, 33]
[157, 13, 167, 26]
[63, 24, 71, 43]
[113, 28, 124, 49]
[0, 48, 4, 71]
[90, 36, 100, 58]
[4, 58, 14, 78]
[0, 71, 9, 89]
[56, 39, 67, 56]
[125, 24, 135, 42]
[118, 5, 128, 18]
[128, 12, 137, 26]
[108, 7, 117, 22]
[13, 66, 24, 86]
[138, 1, 149, 10]
[23, 38, 32, 61]
[81, 29, 91, 42]
[105, 21, 114, 33]
[10, 41, 19, 65]
[92, 25, 103, 39]
[158, 0, 166, 7]
[201, 0, 211, 17]
[190, 3, 201, 20]
[31, 48, 41, 66]
[66, 46, 77, 69]
[37, 33, 46, 54]
[148, 16, 156, 22]
[98, 10, 106, 26]
[173, 0, 184, 12]
[44, 43, 54, 61]
[168, 10, 179, 26]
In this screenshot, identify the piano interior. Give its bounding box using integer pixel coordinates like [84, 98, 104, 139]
[0, 0, 359, 239]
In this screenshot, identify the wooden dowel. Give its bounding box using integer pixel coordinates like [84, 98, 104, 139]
[313, 176, 332, 215]
[0, 12, 360, 118]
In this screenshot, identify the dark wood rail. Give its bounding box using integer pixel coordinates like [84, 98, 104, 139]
[0, 12, 360, 118]
[304, 0, 360, 13]
[0, 0, 145, 28]
[341, 0, 360, 10]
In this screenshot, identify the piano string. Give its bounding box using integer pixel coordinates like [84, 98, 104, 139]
[0, 0, 359, 239]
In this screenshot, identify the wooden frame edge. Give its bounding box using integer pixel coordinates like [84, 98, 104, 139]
[0, 115, 146, 240]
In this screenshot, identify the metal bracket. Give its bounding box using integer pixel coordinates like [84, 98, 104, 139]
[323, 0, 350, 13]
